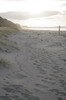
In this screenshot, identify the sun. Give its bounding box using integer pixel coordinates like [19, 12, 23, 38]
[24, 0, 50, 15]
[19, 0, 60, 27]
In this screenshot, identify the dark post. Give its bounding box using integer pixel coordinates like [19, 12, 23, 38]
[59, 25, 60, 35]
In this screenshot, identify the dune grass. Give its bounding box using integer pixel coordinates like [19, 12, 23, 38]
[0, 27, 20, 51]
[0, 27, 19, 37]
[11, 45, 20, 50]
[0, 40, 8, 46]
[0, 58, 11, 68]
[0, 40, 19, 49]
[0, 27, 13, 38]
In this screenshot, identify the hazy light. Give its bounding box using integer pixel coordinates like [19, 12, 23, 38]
[0, 0, 66, 27]
[0, 0, 62, 13]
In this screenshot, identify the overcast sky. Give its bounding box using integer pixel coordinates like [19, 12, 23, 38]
[0, 0, 66, 27]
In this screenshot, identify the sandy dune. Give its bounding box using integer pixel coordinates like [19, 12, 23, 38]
[0, 30, 66, 100]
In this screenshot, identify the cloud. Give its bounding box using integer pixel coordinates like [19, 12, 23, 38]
[0, 12, 31, 20]
[61, 3, 66, 7]
[0, 11, 60, 20]
[61, 11, 66, 15]
[40, 11, 60, 17]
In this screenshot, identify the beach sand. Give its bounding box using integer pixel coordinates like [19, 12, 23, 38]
[0, 29, 66, 100]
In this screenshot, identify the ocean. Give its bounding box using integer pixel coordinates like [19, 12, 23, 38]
[24, 27, 66, 31]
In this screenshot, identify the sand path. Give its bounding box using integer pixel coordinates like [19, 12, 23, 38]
[0, 30, 66, 100]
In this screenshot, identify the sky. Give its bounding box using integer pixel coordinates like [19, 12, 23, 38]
[0, 0, 66, 27]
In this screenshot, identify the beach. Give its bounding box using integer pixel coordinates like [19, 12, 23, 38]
[0, 29, 66, 100]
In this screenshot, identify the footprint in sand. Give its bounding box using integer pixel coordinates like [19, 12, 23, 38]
[2, 84, 39, 100]
[12, 73, 28, 79]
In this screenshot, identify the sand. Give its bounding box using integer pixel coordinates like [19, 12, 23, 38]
[0, 29, 66, 100]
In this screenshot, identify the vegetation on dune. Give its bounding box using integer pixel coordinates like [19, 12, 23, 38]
[0, 40, 8, 46]
[0, 39, 19, 52]
[0, 28, 20, 52]
[11, 45, 20, 50]
[0, 16, 21, 37]
[0, 58, 11, 67]
[0, 17, 20, 68]
[0, 27, 19, 35]
[0, 16, 21, 30]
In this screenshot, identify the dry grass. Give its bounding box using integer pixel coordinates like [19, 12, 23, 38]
[0, 58, 10, 67]
[0, 41, 7, 45]
[0, 27, 18, 31]
[0, 27, 19, 36]
[0, 27, 20, 51]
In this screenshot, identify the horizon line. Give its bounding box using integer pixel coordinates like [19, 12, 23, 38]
[22, 26, 66, 28]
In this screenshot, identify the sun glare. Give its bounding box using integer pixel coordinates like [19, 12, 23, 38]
[0, 0, 60, 14]
[19, 0, 60, 27]
[24, 0, 59, 15]
[0, 0, 65, 27]
[25, 0, 45, 15]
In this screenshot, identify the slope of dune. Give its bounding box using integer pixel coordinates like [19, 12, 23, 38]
[0, 16, 21, 30]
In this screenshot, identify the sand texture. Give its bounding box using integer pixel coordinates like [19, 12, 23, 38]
[0, 30, 66, 100]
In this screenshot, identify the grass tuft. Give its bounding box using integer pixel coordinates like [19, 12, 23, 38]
[0, 58, 10, 68]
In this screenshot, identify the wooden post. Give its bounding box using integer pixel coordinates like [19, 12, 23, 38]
[59, 25, 60, 35]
